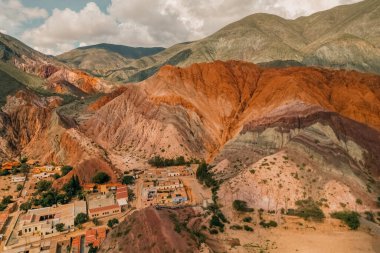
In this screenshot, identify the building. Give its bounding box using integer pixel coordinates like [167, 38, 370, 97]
[32, 172, 55, 180]
[116, 186, 128, 207]
[15, 201, 86, 237]
[11, 176, 26, 183]
[85, 227, 107, 248]
[87, 193, 121, 219]
[0, 212, 9, 240]
[1, 161, 20, 170]
[83, 183, 96, 193]
[156, 179, 183, 190]
[171, 188, 188, 204]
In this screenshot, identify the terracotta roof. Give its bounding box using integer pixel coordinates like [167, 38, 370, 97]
[86, 227, 107, 247]
[89, 204, 120, 214]
[71, 235, 82, 253]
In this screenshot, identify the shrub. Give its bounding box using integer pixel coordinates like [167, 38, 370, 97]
[20, 201, 32, 211]
[36, 180, 52, 193]
[92, 172, 110, 184]
[61, 165, 73, 176]
[364, 211, 375, 222]
[122, 175, 135, 185]
[148, 156, 190, 167]
[92, 218, 100, 226]
[209, 229, 219, 234]
[74, 213, 88, 226]
[243, 225, 254, 231]
[107, 218, 119, 228]
[331, 211, 360, 230]
[259, 220, 278, 228]
[243, 216, 252, 222]
[230, 225, 243, 230]
[55, 223, 65, 232]
[293, 198, 325, 221]
[210, 215, 224, 229]
[16, 184, 23, 191]
[232, 200, 254, 212]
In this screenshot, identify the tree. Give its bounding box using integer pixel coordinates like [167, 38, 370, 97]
[55, 223, 65, 232]
[331, 211, 360, 230]
[293, 198, 325, 221]
[16, 184, 23, 191]
[20, 202, 32, 212]
[233, 200, 254, 212]
[74, 213, 88, 226]
[19, 157, 28, 163]
[88, 244, 98, 253]
[122, 175, 135, 185]
[61, 165, 73, 176]
[62, 175, 81, 198]
[128, 188, 135, 202]
[107, 218, 119, 228]
[40, 190, 58, 207]
[92, 172, 110, 184]
[53, 173, 61, 179]
[36, 180, 52, 193]
[19, 163, 30, 174]
[1, 195, 13, 205]
[92, 218, 100, 226]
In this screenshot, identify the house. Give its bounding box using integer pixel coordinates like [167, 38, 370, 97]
[171, 188, 188, 204]
[87, 193, 121, 219]
[85, 227, 107, 247]
[15, 201, 86, 237]
[33, 172, 55, 180]
[11, 176, 26, 183]
[1, 161, 20, 170]
[83, 183, 96, 192]
[156, 179, 183, 190]
[116, 186, 128, 207]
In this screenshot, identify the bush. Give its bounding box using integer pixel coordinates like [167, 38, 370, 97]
[232, 200, 254, 212]
[61, 165, 73, 176]
[74, 213, 88, 226]
[230, 225, 243, 230]
[259, 220, 278, 228]
[364, 211, 375, 222]
[0, 170, 10, 176]
[209, 228, 219, 234]
[243, 216, 252, 222]
[243, 225, 254, 231]
[210, 215, 224, 229]
[293, 198, 325, 221]
[36, 180, 52, 193]
[92, 218, 100, 226]
[331, 211, 360, 230]
[1, 195, 13, 205]
[107, 218, 119, 228]
[92, 172, 110, 184]
[20, 201, 32, 211]
[55, 223, 65, 232]
[196, 163, 217, 188]
[16, 184, 23, 191]
[122, 175, 135, 185]
[148, 155, 190, 167]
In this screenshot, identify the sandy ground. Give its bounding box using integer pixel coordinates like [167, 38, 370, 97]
[219, 214, 380, 253]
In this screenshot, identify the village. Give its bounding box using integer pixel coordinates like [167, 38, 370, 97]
[0, 157, 210, 253]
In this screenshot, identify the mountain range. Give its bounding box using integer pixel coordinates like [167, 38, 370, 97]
[0, 0, 379, 252]
[57, 0, 380, 83]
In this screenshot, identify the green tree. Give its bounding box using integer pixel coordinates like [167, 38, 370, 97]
[331, 211, 360, 230]
[62, 175, 81, 198]
[128, 188, 135, 201]
[55, 223, 65, 232]
[1, 195, 13, 205]
[74, 213, 88, 226]
[20, 202, 32, 212]
[16, 184, 23, 191]
[122, 175, 135, 185]
[92, 172, 110, 184]
[36, 180, 52, 193]
[61, 165, 73, 176]
[88, 244, 98, 253]
[233, 200, 254, 212]
[92, 218, 100, 226]
[107, 218, 119, 228]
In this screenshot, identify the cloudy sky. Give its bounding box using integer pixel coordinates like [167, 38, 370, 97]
[0, 0, 362, 55]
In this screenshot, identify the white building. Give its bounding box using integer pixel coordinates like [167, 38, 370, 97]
[11, 176, 26, 183]
[33, 172, 55, 180]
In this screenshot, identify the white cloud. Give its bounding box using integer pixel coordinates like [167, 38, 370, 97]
[19, 0, 362, 55]
[0, 0, 47, 34]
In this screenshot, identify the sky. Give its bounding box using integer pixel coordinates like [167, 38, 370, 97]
[0, 0, 363, 55]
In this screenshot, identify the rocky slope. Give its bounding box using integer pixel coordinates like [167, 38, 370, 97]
[0, 32, 114, 96]
[100, 207, 203, 253]
[62, 0, 380, 82]
[57, 44, 164, 79]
